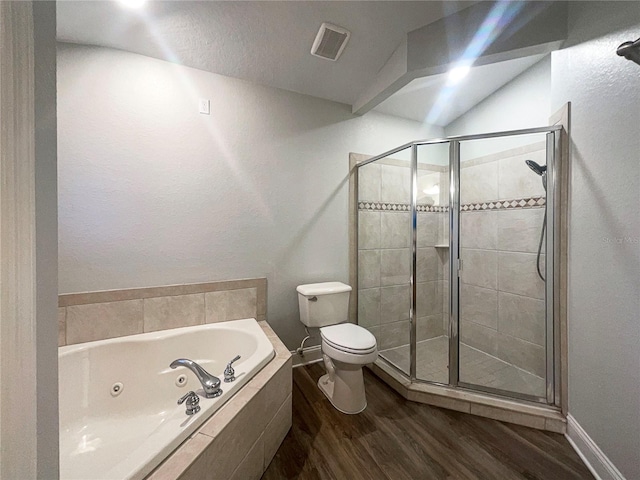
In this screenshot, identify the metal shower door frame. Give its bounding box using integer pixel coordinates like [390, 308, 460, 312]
[451, 127, 560, 404]
[357, 125, 562, 405]
[409, 144, 418, 380]
[448, 140, 461, 388]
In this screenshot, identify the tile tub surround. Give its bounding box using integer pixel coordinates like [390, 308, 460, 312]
[58, 278, 267, 346]
[147, 321, 292, 480]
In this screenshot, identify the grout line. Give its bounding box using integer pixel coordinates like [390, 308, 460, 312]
[200, 293, 206, 325]
[141, 297, 146, 333]
[62, 307, 67, 346]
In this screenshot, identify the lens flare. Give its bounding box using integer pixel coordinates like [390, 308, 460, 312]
[448, 65, 471, 84]
[118, 0, 147, 9]
[426, 0, 527, 125]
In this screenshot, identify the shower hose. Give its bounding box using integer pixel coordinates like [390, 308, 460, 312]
[536, 210, 546, 282]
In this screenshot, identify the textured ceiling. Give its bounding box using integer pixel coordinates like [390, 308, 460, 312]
[57, 1, 475, 106]
[57, 1, 555, 125]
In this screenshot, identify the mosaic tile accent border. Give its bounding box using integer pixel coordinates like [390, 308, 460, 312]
[461, 196, 545, 211]
[418, 205, 448, 212]
[358, 196, 545, 213]
[357, 202, 447, 212]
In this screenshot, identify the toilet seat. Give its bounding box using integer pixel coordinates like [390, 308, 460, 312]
[320, 323, 377, 355]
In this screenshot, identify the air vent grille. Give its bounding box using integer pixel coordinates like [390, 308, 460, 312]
[311, 23, 350, 61]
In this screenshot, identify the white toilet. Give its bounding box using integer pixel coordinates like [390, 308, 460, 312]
[297, 282, 377, 414]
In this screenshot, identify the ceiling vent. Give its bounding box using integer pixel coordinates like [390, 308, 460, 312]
[311, 23, 351, 61]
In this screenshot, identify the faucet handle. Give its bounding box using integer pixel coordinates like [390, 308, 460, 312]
[224, 355, 241, 383]
[178, 391, 200, 415]
[178, 390, 197, 405]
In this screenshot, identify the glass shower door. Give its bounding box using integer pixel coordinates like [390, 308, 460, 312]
[356, 147, 413, 376]
[456, 133, 552, 401]
[414, 142, 450, 384]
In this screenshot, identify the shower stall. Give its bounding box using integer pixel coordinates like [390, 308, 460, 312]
[353, 125, 565, 408]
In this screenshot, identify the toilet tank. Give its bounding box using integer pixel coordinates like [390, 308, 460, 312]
[297, 282, 352, 328]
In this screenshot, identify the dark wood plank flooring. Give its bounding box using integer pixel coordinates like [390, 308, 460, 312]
[262, 363, 593, 480]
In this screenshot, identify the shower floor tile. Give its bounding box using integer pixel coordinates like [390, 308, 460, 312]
[380, 336, 545, 398]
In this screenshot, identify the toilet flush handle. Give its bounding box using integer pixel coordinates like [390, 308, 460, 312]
[309, 296, 318, 302]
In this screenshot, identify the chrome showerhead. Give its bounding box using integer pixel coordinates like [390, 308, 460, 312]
[525, 160, 547, 176]
[525, 160, 547, 191]
[617, 39, 640, 66]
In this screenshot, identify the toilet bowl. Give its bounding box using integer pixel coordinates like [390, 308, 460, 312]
[318, 323, 377, 414]
[296, 282, 378, 414]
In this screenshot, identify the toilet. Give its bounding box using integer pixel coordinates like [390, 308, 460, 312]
[297, 282, 378, 414]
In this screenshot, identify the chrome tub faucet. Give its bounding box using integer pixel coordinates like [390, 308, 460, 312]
[170, 358, 223, 398]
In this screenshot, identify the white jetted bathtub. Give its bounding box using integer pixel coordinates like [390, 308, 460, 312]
[59, 318, 275, 480]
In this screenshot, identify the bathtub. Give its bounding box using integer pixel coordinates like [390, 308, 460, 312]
[59, 318, 275, 480]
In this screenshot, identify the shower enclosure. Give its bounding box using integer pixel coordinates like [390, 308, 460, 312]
[354, 126, 563, 406]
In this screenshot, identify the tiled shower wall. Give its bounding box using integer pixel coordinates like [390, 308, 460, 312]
[459, 142, 547, 378]
[357, 160, 448, 352]
[58, 278, 266, 346]
[355, 141, 548, 381]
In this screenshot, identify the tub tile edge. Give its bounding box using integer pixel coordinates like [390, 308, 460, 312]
[146, 432, 213, 480]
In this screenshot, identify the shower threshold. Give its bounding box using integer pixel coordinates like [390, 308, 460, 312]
[367, 355, 565, 434]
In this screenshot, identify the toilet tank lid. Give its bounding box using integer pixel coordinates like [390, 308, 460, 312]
[296, 282, 352, 296]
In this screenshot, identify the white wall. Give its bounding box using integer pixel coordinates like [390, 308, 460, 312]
[445, 55, 552, 159]
[57, 43, 443, 349]
[551, 2, 640, 478]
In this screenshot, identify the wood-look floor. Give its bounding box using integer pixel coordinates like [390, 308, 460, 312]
[262, 363, 593, 480]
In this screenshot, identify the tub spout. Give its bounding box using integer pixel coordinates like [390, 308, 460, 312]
[170, 358, 222, 398]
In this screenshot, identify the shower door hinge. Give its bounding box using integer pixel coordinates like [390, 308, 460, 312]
[457, 259, 463, 273]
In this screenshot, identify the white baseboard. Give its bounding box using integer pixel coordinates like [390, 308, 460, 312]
[291, 345, 323, 368]
[565, 414, 626, 480]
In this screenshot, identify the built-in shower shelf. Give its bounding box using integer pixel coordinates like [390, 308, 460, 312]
[434, 244, 449, 248]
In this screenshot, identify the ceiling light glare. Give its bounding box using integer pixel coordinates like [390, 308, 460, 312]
[118, 0, 147, 9]
[448, 64, 471, 84]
